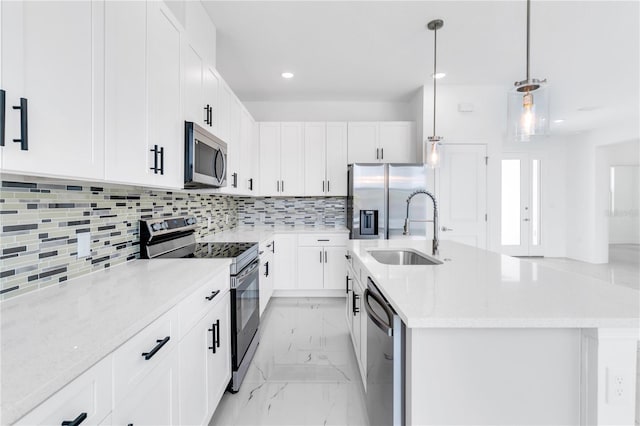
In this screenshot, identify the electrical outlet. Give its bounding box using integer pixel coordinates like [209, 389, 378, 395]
[607, 368, 633, 405]
[77, 232, 90, 258]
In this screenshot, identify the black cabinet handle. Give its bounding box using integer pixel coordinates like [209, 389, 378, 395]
[352, 292, 360, 316]
[264, 261, 269, 277]
[0, 89, 5, 147]
[232, 172, 237, 188]
[317, 239, 329, 242]
[249, 178, 253, 191]
[281, 180, 284, 192]
[159, 146, 164, 175]
[208, 319, 220, 354]
[272, 241, 275, 253]
[204, 104, 210, 125]
[381, 148, 384, 159]
[61, 412, 87, 426]
[141, 336, 170, 360]
[12, 97, 28, 151]
[150, 145, 159, 174]
[345, 276, 352, 294]
[276, 180, 279, 192]
[327, 180, 330, 193]
[376, 148, 379, 160]
[205, 289, 220, 301]
[345, 254, 351, 260]
[209, 105, 213, 126]
[322, 180, 325, 192]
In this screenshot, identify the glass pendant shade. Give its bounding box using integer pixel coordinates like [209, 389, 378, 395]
[507, 82, 550, 142]
[426, 137, 441, 168]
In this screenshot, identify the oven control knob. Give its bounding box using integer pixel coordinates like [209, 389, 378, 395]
[151, 223, 162, 232]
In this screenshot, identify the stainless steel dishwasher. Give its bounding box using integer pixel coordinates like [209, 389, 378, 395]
[364, 277, 405, 426]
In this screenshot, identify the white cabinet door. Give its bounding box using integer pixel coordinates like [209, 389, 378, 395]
[203, 67, 219, 135]
[249, 120, 260, 194]
[279, 122, 304, 196]
[205, 293, 232, 414]
[259, 123, 281, 196]
[147, 2, 182, 188]
[259, 251, 274, 316]
[225, 93, 242, 193]
[325, 122, 348, 196]
[304, 122, 327, 196]
[15, 355, 113, 426]
[239, 110, 257, 195]
[112, 348, 179, 426]
[178, 316, 209, 426]
[347, 122, 378, 164]
[323, 247, 347, 290]
[217, 81, 231, 143]
[273, 234, 297, 290]
[297, 247, 325, 290]
[1, 1, 104, 180]
[379, 121, 415, 163]
[350, 277, 362, 357]
[104, 0, 152, 186]
[183, 42, 205, 128]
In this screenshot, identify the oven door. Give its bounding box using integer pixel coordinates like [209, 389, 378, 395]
[231, 258, 260, 369]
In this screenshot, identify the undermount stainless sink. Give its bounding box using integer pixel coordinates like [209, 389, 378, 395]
[368, 249, 443, 266]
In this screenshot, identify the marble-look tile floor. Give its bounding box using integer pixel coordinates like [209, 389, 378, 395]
[210, 298, 369, 426]
[523, 244, 640, 291]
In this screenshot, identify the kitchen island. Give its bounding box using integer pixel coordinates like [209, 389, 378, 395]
[348, 239, 639, 425]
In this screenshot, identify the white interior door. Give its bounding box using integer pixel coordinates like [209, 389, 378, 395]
[436, 144, 487, 248]
[501, 153, 543, 256]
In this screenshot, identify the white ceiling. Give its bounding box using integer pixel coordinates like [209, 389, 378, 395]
[203, 1, 639, 133]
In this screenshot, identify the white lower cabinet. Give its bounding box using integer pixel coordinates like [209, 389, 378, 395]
[259, 240, 275, 315]
[296, 234, 347, 290]
[273, 234, 298, 290]
[346, 256, 367, 389]
[112, 348, 180, 426]
[178, 291, 231, 426]
[15, 355, 113, 426]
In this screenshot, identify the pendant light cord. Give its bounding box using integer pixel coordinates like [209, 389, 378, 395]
[432, 24, 438, 137]
[526, 0, 530, 82]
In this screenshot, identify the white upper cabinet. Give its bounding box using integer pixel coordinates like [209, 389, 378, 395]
[304, 123, 327, 196]
[258, 122, 304, 196]
[325, 122, 348, 196]
[183, 42, 206, 128]
[279, 122, 305, 196]
[1, 0, 104, 180]
[348, 122, 379, 164]
[184, 0, 216, 67]
[348, 121, 416, 164]
[225, 90, 242, 192]
[303, 122, 348, 196]
[239, 108, 257, 195]
[379, 121, 416, 163]
[258, 123, 282, 196]
[203, 67, 220, 136]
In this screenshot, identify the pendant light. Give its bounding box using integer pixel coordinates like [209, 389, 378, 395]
[426, 19, 444, 168]
[508, 0, 549, 141]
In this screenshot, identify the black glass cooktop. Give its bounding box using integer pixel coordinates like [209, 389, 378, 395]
[189, 242, 258, 259]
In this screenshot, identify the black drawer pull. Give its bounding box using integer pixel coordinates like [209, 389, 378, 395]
[345, 276, 352, 294]
[12, 97, 28, 151]
[345, 254, 351, 260]
[141, 336, 170, 360]
[0, 89, 5, 147]
[150, 145, 159, 173]
[264, 261, 269, 277]
[352, 293, 360, 316]
[61, 412, 87, 426]
[205, 290, 220, 301]
[159, 146, 164, 175]
[317, 239, 329, 242]
[249, 178, 253, 191]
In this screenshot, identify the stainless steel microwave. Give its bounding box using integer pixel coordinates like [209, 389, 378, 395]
[184, 121, 227, 189]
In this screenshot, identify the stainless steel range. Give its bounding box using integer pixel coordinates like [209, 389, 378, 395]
[140, 216, 260, 393]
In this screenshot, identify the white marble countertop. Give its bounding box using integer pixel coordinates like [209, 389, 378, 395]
[0, 258, 231, 425]
[199, 225, 349, 244]
[349, 240, 639, 328]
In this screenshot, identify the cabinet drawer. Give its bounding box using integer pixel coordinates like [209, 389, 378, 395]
[113, 307, 178, 403]
[297, 233, 348, 247]
[179, 271, 229, 337]
[16, 355, 112, 426]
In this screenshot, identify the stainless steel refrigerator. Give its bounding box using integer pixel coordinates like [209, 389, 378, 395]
[347, 163, 433, 239]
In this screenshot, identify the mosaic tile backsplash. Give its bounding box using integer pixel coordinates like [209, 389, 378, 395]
[0, 178, 237, 299]
[237, 196, 346, 226]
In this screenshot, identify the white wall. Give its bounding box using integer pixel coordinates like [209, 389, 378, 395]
[609, 165, 640, 244]
[243, 100, 412, 122]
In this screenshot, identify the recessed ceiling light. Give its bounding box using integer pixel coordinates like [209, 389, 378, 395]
[432, 72, 446, 79]
[281, 72, 294, 79]
[553, 119, 565, 123]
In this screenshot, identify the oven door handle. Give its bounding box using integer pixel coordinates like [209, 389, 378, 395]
[236, 258, 260, 281]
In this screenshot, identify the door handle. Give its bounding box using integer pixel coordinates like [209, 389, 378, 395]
[249, 178, 253, 191]
[205, 290, 220, 301]
[327, 180, 330, 193]
[277, 180, 279, 192]
[281, 180, 284, 192]
[323, 180, 325, 192]
[232, 172, 238, 188]
[345, 276, 352, 293]
[376, 148, 379, 160]
[441, 226, 454, 232]
[141, 336, 170, 360]
[324, 250, 327, 263]
[319, 250, 323, 263]
[204, 104, 210, 125]
[12, 97, 28, 150]
[61, 412, 87, 426]
[159, 146, 164, 175]
[150, 145, 159, 174]
[381, 148, 384, 159]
